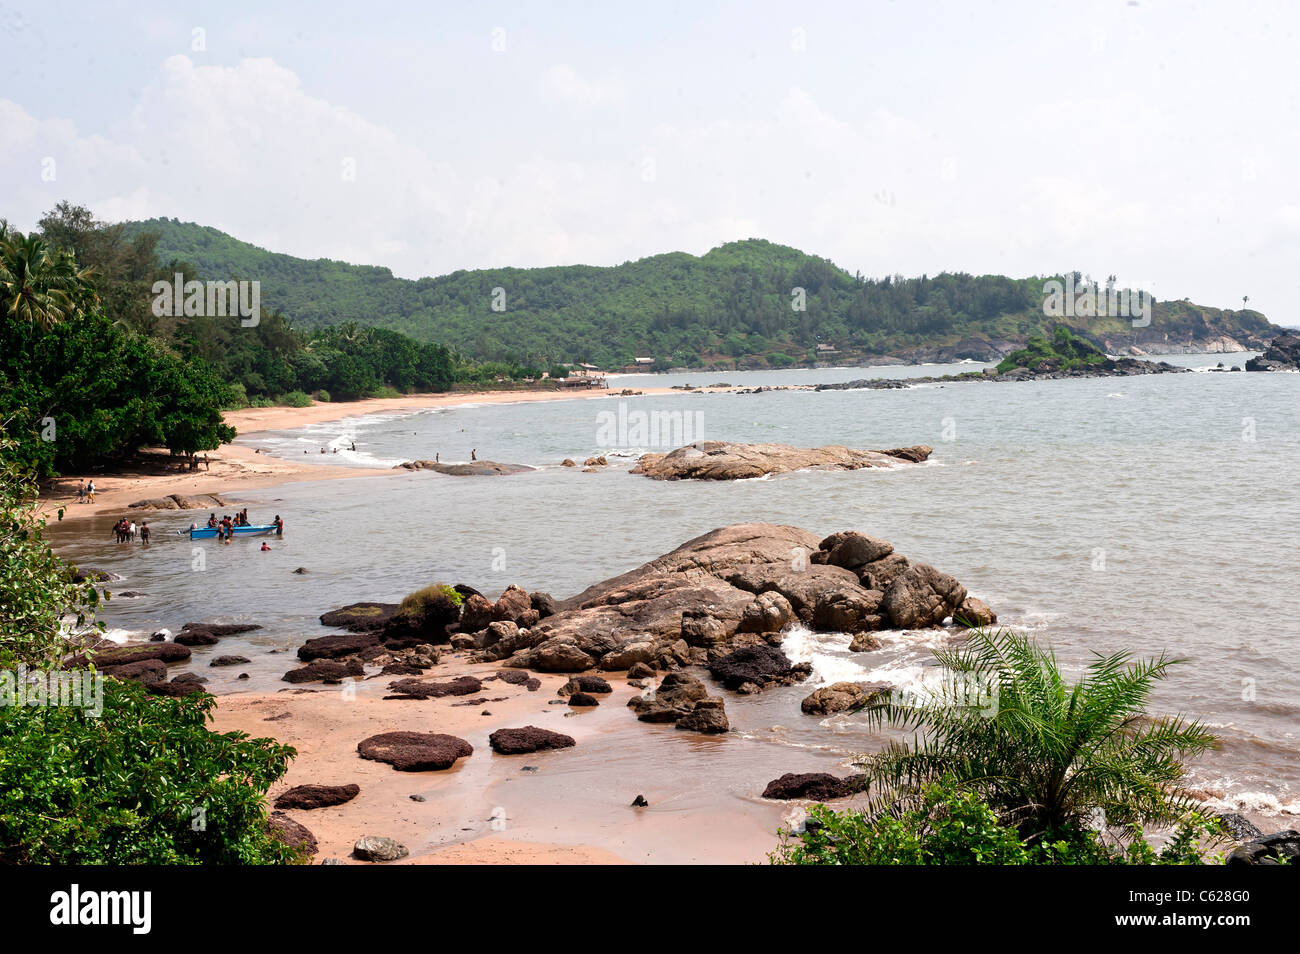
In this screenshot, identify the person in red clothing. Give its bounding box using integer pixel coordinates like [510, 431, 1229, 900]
[273, 515, 283, 536]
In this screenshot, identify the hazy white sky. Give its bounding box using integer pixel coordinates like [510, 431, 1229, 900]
[3, 1, 1298, 320]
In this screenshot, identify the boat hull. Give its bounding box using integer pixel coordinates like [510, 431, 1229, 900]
[188, 525, 278, 539]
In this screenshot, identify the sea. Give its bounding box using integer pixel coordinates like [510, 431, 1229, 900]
[47, 352, 1300, 849]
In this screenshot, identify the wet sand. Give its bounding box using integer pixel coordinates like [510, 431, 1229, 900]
[211, 656, 790, 864]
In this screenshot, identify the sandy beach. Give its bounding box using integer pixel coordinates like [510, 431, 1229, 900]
[211, 657, 784, 865]
[41, 385, 724, 524]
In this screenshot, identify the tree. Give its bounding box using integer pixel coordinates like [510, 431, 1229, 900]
[0, 231, 88, 330]
[853, 628, 1217, 842]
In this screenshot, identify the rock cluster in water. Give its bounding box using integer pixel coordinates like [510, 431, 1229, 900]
[630, 441, 932, 480]
[1245, 333, 1300, 372]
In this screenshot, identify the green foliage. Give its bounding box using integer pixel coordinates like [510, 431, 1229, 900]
[0, 436, 102, 669]
[0, 678, 300, 864]
[769, 785, 1228, 865]
[315, 389, 331, 402]
[853, 628, 1218, 842]
[996, 326, 1110, 374]
[129, 219, 1283, 368]
[279, 390, 313, 408]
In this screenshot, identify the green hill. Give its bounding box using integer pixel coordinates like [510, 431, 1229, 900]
[128, 218, 1283, 369]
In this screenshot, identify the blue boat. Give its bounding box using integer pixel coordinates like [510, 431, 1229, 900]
[184, 524, 279, 540]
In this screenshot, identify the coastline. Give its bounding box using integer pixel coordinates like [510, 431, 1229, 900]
[41, 385, 721, 524]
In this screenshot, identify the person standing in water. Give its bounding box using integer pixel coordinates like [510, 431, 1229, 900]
[273, 515, 283, 536]
[140, 521, 150, 544]
[471, 448, 477, 461]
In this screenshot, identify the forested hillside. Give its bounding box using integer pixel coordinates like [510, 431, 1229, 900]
[130, 218, 1282, 369]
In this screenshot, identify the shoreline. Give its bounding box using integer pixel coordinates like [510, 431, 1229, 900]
[41, 385, 730, 524]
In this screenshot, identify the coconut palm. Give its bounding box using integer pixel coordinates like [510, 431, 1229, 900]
[0, 232, 92, 330]
[853, 628, 1217, 841]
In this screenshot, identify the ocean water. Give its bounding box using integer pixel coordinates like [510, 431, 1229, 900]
[48, 353, 1300, 822]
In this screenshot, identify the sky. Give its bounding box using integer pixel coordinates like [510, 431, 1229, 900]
[3, 0, 1299, 319]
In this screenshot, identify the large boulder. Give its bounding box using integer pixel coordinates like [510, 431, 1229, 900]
[493, 584, 533, 625]
[675, 698, 730, 733]
[268, 812, 318, 856]
[69, 642, 191, 668]
[352, 835, 408, 862]
[488, 726, 576, 754]
[811, 588, 884, 634]
[459, 594, 495, 632]
[881, 563, 967, 629]
[99, 659, 169, 684]
[708, 645, 811, 692]
[357, 732, 473, 771]
[383, 583, 463, 644]
[502, 638, 597, 673]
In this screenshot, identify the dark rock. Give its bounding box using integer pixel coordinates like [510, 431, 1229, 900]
[567, 692, 599, 707]
[71, 567, 121, 584]
[628, 672, 724, 725]
[488, 726, 576, 754]
[1226, 830, 1300, 865]
[1245, 333, 1300, 372]
[267, 811, 318, 855]
[631, 795, 649, 807]
[174, 629, 220, 646]
[530, 592, 557, 618]
[394, 459, 534, 476]
[210, 655, 251, 667]
[181, 622, 261, 638]
[495, 669, 532, 686]
[275, 783, 361, 810]
[675, 702, 730, 733]
[357, 731, 473, 771]
[147, 675, 209, 697]
[559, 675, 612, 696]
[819, 531, 894, 569]
[1218, 813, 1264, 842]
[761, 772, 869, 801]
[283, 658, 364, 684]
[69, 642, 191, 668]
[319, 602, 399, 632]
[298, 631, 383, 661]
[99, 659, 168, 684]
[384, 675, 482, 699]
[459, 594, 495, 632]
[708, 644, 810, 691]
[627, 661, 655, 679]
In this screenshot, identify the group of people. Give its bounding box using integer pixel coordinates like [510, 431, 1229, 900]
[199, 509, 283, 544]
[75, 480, 96, 503]
[112, 517, 149, 543]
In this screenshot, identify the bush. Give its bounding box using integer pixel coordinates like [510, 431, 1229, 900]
[366, 385, 402, 399]
[0, 677, 300, 864]
[770, 783, 1229, 866]
[279, 390, 313, 408]
[221, 382, 250, 409]
[315, 389, 331, 402]
[389, 583, 463, 640]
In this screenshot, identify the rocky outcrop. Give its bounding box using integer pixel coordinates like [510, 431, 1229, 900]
[99, 659, 169, 684]
[631, 441, 932, 480]
[489, 726, 577, 754]
[485, 524, 987, 675]
[394, 460, 534, 476]
[357, 731, 473, 771]
[147, 673, 208, 697]
[1245, 333, 1300, 371]
[559, 675, 612, 696]
[298, 631, 383, 661]
[761, 772, 868, 801]
[210, 655, 250, 667]
[627, 672, 729, 733]
[320, 602, 400, 632]
[275, 783, 361, 811]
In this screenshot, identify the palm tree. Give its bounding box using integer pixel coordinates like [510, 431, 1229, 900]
[853, 628, 1217, 841]
[0, 232, 92, 330]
